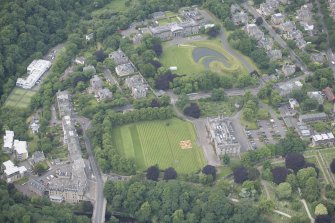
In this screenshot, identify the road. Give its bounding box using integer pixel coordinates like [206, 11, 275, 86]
[76, 116, 105, 223]
[315, 0, 335, 77]
[242, 3, 310, 74]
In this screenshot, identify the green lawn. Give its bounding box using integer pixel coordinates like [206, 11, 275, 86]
[92, 0, 137, 15]
[4, 87, 36, 109]
[198, 97, 242, 117]
[160, 39, 247, 75]
[158, 16, 180, 25]
[112, 118, 206, 173]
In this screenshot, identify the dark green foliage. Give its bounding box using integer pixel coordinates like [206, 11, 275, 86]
[285, 153, 305, 173]
[202, 165, 217, 179]
[104, 179, 266, 223]
[147, 165, 160, 181]
[163, 167, 177, 180]
[271, 167, 289, 185]
[330, 159, 335, 173]
[315, 215, 333, 223]
[183, 103, 201, 118]
[0, 180, 90, 222]
[233, 166, 249, 184]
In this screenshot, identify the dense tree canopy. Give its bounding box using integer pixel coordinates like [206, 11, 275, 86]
[285, 153, 306, 173]
[104, 179, 266, 223]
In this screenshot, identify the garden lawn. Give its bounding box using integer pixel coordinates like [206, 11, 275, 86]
[160, 39, 247, 75]
[112, 118, 206, 173]
[92, 0, 137, 16]
[4, 87, 36, 109]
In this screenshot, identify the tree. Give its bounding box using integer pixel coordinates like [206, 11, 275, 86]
[272, 167, 289, 184]
[297, 167, 317, 188]
[95, 50, 107, 62]
[222, 154, 230, 165]
[183, 103, 201, 118]
[202, 165, 217, 179]
[146, 165, 160, 181]
[289, 215, 310, 223]
[285, 153, 305, 173]
[315, 204, 328, 216]
[152, 43, 163, 57]
[206, 24, 221, 37]
[211, 88, 225, 101]
[315, 215, 332, 223]
[233, 166, 249, 184]
[330, 159, 335, 173]
[33, 163, 49, 176]
[276, 182, 292, 200]
[255, 17, 263, 26]
[164, 167, 177, 180]
[303, 177, 319, 202]
[258, 199, 275, 213]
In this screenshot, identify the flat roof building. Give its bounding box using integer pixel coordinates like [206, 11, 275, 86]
[3, 130, 14, 153]
[312, 133, 335, 146]
[13, 140, 28, 161]
[2, 160, 27, 183]
[299, 113, 328, 123]
[16, 60, 51, 89]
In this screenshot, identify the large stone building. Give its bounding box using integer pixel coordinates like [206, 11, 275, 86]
[125, 75, 149, 99]
[149, 20, 199, 41]
[206, 116, 240, 156]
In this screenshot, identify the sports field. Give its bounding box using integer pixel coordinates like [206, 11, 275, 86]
[112, 118, 206, 173]
[160, 39, 248, 75]
[4, 87, 36, 109]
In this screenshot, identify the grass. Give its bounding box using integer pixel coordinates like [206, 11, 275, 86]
[240, 116, 258, 130]
[157, 16, 180, 25]
[92, 0, 137, 16]
[112, 118, 206, 173]
[160, 38, 248, 75]
[4, 87, 36, 109]
[198, 97, 242, 117]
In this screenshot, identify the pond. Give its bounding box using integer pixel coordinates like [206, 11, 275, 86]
[192, 47, 231, 69]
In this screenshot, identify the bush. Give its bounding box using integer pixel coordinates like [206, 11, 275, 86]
[330, 159, 335, 173]
[315, 215, 333, 223]
[146, 165, 160, 181]
[272, 167, 289, 184]
[285, 153, 305, 173]
[202, 165, 217, 179]
[163, 167, 177, 180]
[183, 103, 201, 118]
[233, 166, 249, 184]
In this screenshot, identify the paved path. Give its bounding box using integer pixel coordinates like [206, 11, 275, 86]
[301, 199, 314, 223]
[76, 116, 105, 223]
[231, 111, 251, 152]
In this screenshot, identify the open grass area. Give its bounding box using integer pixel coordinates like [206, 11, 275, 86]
[92, 0, 137, 16]
[158, 16, 180, 25]
[4, 87, 36, 109]
[198, 97, 242, 117]
[160, 38, 248, 75]
[112, 118, 206, 173]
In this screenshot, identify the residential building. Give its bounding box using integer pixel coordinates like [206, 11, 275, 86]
[296, 122, 311, 138]
[311, 53, 325, 64]
[271, 13, 284, 25]
[277, 81, 303, 96]
[307, 91, 324, 104]
[125, 75, 149, 99]
[281, 21, 295, 33]
[29, 151, 46, 166]
[13, 140, 28, 161]
[56, 91, 72, 117]
[96, 88, 113, 101]
[30, 122, 40, 134]
[2, 130, 14, 153]
[295, 38, 307, 49]
[245, 24, 264, 40]
[312, 133, 335, 146]
[28, 178, 47, 196]
[206, 116, 240, 156]
[109, 49, 130, 65]
[289, 98, 299, 109]
[268, 49, 282, 61]
[2, 160, 27, 183]
[299, 113, 328, 123]
[90, 75, 103, 90]
[258, 37, 273, 51]
[232, 11, 248, 25]
[75, 57, 85, 65]
[16, 60, 51, 89]
[115, 63, 136, 77]
[89, 75, 113, 101]
[322, 87, 335, 102]
[282, 64, 296, 76]
[85, 33, 94, 41]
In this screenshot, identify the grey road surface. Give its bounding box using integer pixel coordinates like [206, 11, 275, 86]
[77, 117, 105, 223]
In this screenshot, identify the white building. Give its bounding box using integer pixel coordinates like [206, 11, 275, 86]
[16, 60, 51, 89]
[289, 98, 299, 109]
[13, 140, 28, 161]
[3, 131, 14, 153]
[2, 160, 27, 183]
[312, 133, 335, 146]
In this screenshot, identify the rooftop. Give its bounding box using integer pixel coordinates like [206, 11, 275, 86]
[3, 130, 14, 149]
[13, 140, 28, 155]
[3, 160, 27, 176]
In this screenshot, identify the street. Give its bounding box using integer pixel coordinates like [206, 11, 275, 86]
[76, 116, 106, 223]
